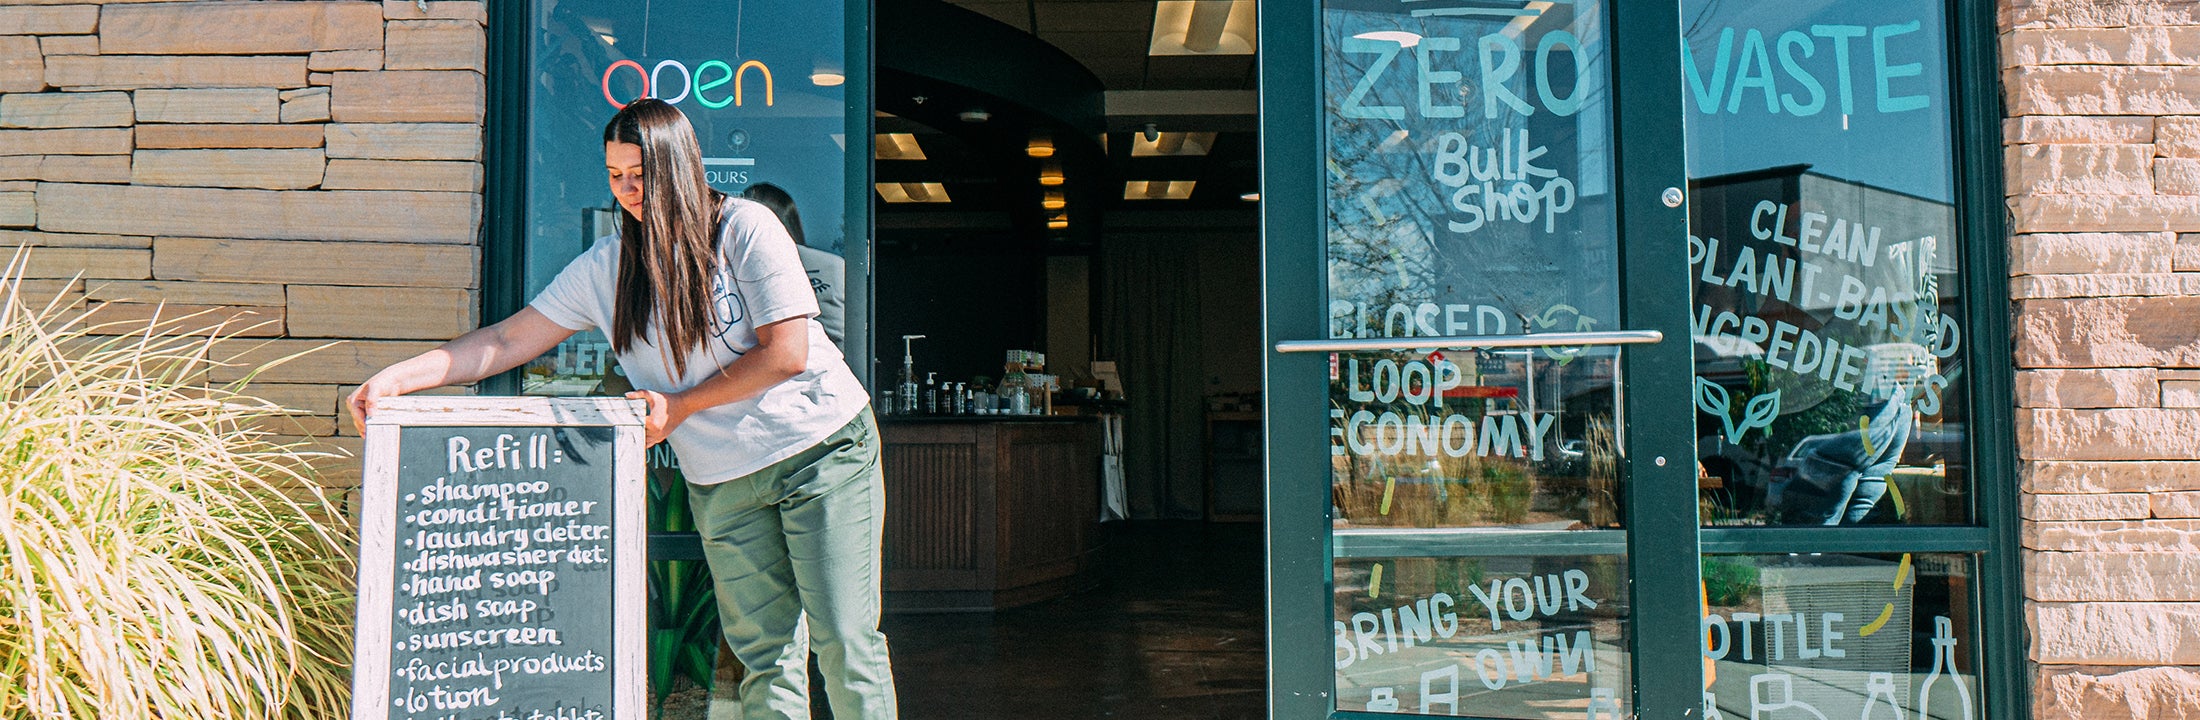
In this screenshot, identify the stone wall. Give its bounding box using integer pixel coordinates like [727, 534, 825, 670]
[0, 0, 488, 489]
[2003, 1, 2200, 717]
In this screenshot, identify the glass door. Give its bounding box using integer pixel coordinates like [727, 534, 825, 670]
[1261, 0, 1701, 717]
[1682, 2, 1997, 719]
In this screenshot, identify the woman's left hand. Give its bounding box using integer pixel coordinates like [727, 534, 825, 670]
[625, 390, 688, 446]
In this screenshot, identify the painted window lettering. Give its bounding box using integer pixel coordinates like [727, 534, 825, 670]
[1337, 19, 1596, 240]
[1682, 22, 1930, 116]
[1339, 31, 1592, 120]
[601, 58, 776, 110]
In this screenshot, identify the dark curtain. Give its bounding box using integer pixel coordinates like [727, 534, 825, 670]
[1099, 233, 1209, 520]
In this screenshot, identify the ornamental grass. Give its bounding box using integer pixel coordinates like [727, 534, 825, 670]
[0, 252, 357, 719]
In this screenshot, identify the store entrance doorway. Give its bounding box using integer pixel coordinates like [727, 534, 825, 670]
[865, 1, 1269, 718]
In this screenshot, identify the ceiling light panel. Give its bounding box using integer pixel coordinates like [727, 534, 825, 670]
[1150, 0, 1256, 56]
[1129, 131, 1218, 157]
[1122, 180, 1196, 200]
[873, 133, 927, 161]
[876, 182, 951, 203]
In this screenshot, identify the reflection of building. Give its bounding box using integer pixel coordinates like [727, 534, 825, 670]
[1690, 164, 1958, 317]
[1690, 166, 1963, 522]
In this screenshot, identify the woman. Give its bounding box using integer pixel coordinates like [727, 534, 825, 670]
[346, 98, 898, 720]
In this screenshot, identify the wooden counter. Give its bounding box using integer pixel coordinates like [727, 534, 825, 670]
[880, 416, 1101, 611]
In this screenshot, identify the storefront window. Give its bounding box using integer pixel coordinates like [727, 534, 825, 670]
[522, 0, 851, 397]
[1682, 0, 1967, 528]
[518, 1, 851, 711]
[1703, 553, 1978, 720]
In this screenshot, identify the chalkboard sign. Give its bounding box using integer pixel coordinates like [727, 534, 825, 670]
[352, 397, 648, 720]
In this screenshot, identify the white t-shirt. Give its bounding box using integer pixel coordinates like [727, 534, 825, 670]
[529, 197, 870, 484]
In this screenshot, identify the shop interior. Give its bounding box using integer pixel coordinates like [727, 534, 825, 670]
[867, 0, 1266, 717]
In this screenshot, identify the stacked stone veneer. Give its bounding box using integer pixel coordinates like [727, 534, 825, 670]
[2003, 0, 2200, 717]
[0, 1, 488, 487]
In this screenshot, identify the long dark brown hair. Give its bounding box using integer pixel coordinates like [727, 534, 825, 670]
[603, 99, 724, 377]
[739, 183, 806, 247]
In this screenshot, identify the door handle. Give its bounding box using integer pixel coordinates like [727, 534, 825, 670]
[1273, 330, 1663, 354]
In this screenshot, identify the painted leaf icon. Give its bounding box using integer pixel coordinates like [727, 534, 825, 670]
[1693, 377, 1731, 416]
[1741, 390, 1783, 431]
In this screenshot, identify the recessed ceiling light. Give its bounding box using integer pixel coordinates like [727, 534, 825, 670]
[1150, 0, 1255, 55]
[1038, 164, 1064, 186]
[1047, 213, 1069, 230]
[874, 133, 926, 160]
[810, 72, 845, 87]
[1130, 131, 1217, 157]
[1123, 181, 1196, 200]
[1027, 137, 1054, 158]
[1239, 192, 1260, 202]
[1042, 191, 1066, 210]
[876, 182, 951, 203]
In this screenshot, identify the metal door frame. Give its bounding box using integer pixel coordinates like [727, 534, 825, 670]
[1258, 0, 1701, 717]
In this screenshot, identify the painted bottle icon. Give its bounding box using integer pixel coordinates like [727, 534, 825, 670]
[1859, 672, 1905, 720]
[1749, 673, 1828, 720]
[1365, 687, 1399, 713]
[1702, 691, 1727, 720]
[1915, 616, 1975, 720]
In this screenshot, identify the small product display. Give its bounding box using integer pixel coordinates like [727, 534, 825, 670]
[876, 344, 1074, 417]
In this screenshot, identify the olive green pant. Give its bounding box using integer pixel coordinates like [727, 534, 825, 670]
[687, 409, 898, 720]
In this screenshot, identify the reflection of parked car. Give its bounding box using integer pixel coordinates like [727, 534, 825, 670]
[1768, 423, 1965, 523]
[1539, 439, 1588, 477]
[1766, 433, 1842, 511]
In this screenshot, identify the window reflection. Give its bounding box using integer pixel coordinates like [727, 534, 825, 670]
[1682, 0, 1967, 527]
[1336, 555, 1631, 718]
[1322, 0, 1619, 343]
[1702, 554, 1977, 720]
[522, 0, 850, 707]
[524, 0, 851, 399]
[1331, 348, 1622, 530]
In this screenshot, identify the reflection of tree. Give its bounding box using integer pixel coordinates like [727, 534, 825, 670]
[1321, 7, 1619, 331]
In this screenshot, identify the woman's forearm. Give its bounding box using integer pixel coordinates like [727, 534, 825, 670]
[368, 309, 575, 392]
[666, 318, 809, 419]
[351, 308, 575, 432]
[434, 323, 535, 385]
[370, 325, 506, 392]
[670, 340, 804, 416]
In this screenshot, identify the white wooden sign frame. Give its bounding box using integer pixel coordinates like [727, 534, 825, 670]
[352, 396, 650, 720]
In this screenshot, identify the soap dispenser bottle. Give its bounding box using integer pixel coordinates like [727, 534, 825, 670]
[897, 335, 925, 416]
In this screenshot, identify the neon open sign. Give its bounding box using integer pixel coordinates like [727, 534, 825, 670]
[601, 59, 775, 110]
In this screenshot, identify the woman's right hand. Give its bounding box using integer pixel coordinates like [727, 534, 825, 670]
[346, 372, 407, 435]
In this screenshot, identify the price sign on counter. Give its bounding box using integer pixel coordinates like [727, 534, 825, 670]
[351, 397, 648, 720]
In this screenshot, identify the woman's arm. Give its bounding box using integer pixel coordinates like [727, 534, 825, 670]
[626, 315, 809, 446]
[345, 307, 579, 432]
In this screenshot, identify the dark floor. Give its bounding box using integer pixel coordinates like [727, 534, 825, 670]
[881, 521, 1268, 720]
